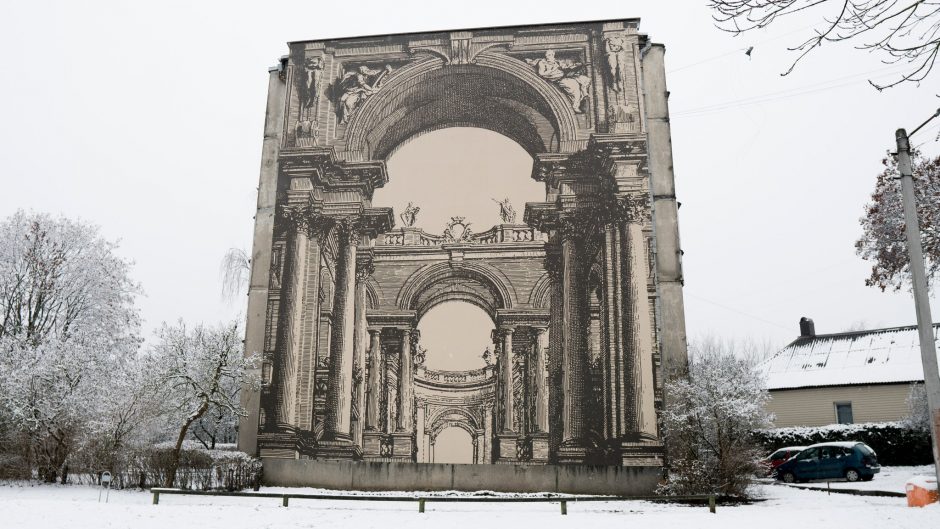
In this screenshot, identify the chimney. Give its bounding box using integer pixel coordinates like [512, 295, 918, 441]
[799, 317, 816, 337]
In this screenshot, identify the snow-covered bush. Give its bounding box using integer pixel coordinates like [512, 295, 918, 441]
[146, 321, 260, 487]
[659, 340, 774, 497]
[905, 383, 930, 433]
[753, 421, 932, 466]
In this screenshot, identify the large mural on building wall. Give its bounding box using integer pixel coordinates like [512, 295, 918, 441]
[238, 18, 688, 493]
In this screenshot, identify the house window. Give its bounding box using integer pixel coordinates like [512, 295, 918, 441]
[835, 402, 854, 424]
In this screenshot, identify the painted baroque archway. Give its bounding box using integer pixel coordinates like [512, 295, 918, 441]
[239, 19, 688, 490]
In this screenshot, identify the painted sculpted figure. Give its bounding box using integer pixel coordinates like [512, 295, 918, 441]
[400, 201, 420, 227]
[339, 64, 394, 124]
[494, 197, 516, 224]
[604, 35, 628, 92]
[526, 50, 591, 113]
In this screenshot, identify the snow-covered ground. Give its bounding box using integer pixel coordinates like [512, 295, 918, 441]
[788, 465, 936, 493]
[0, 480, 937, 529]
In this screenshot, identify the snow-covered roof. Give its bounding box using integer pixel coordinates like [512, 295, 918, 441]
[763, 323, 940, 390]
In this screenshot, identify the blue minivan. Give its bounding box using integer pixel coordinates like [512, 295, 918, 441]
[775, 442, 880, 483]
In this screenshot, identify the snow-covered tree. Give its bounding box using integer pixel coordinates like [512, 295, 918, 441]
[905, 382, 930, 433]
[659, 338, 774, 497]
[856, 152, 940, 292]
[146, 321, 259, 487]
[0, 211, 141, 481]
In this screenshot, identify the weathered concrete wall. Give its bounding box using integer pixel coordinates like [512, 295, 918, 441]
[238, 65, 286, 456]
[263, 459, 662, 495]
[641, 43, 689, 377]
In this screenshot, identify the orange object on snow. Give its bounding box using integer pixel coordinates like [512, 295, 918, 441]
[905, 476, 939, 507]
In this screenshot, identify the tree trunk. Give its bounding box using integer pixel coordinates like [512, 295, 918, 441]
[163, 401, 209, 488]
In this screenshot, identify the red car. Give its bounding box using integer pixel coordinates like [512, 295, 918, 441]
[761, 446, 807, 476]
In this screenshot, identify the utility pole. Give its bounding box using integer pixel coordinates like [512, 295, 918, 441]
[895, 112, 940, 485]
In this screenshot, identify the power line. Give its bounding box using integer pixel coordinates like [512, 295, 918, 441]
[685, 292, 794, 332]
[667, 23, 819, 74]
[671, 65, 908, 118]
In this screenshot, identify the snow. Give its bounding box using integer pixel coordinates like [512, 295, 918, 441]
[762, 324, 940, 390]
[906, 476, 937, 491]
[789, 465, 935, 494]
[1, 479, 937, 529]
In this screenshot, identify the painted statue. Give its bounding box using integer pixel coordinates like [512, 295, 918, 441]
[400, 202, 420, 227]
[526, 50, 591, 113]
[494, 197, 516, 224]
[339, 64, 393, 124]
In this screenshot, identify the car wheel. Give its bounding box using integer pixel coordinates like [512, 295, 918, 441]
[782, 472, 796, 484]
[845, 469, 860, 482]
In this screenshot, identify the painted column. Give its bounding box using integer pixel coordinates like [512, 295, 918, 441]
[624, 222, 657, 438]
[561, 234, 588, 445]
[293, 225, 323, 431]
[416, 406, 426, 462]
[365, 329, 383, 430]
[399, 329, 415, 431]
[499, 327, 515, 432]
[325, 223, 359, 440]
[603, 225, 626, 438]
[532, 327, 549, 433]
[483, 404, 493, 463]
[352, 264, 369, 445]
[272, 213, 310, 428]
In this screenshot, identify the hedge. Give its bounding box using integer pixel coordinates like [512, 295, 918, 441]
[753, 422, 932, 466]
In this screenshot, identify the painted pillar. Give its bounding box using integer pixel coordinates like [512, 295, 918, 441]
[273, 218, 310, 427]
[399, 329, 415, 431]
[561, 235, 588, 445]
[325, 225, 359, 440]
[365, 329, 383, 430]
[293, 229, 323, 431]
[624, 222, 657, 438]
[416, 406, 426, 462]
[352, 266, 369, 445]
[532, 327, 549, 433]
[603, 225, 626, 438]
[500, 328, 515, 432]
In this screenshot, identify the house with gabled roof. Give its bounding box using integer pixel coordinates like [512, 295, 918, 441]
[762, 317, 940, 427]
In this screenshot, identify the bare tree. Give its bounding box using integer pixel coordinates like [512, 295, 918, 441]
[220, 248, 250, 303]
[856, 151, 940, 291]
[147, 321, 259, 487]
[709, 0, 940, 89]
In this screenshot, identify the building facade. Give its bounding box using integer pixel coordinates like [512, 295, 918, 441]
[237, 19, 688, 493]
[764, 318, 938, 428]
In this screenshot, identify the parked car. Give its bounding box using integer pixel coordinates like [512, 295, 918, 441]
[775, 442, 880, 483]
[761, 446, 807, 476]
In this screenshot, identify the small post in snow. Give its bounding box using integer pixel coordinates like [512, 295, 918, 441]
[98, 471, 112, 503]
[560, 500, 567, 515]
[708, 495, 716, 513]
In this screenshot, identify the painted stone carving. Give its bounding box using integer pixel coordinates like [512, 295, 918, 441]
[442, 216, 474, 243]
[338, 64, 394, 124]
[526, 50, 591, 113]
[604, 35, 628, 93]
[400, 201, 420, 227]
[493, 197, 516, 224]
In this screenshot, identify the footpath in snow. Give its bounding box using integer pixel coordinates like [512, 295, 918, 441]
[1, 479, 937, 529]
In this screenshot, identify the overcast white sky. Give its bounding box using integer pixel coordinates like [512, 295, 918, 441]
[1, 0, 938, 354]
